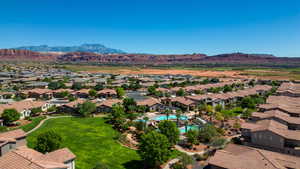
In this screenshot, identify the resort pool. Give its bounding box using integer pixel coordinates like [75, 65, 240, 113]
[179, 125, 199, 134]
[152, 115, 188, 121]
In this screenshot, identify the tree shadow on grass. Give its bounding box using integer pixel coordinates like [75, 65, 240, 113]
[123, 160, 146, 169]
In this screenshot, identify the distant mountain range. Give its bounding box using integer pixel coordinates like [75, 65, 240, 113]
[12, 44, 126, 54]
[1, 48, 300, 67]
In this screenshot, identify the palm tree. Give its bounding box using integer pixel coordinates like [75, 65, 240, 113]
[197, 104, 206, 117]
[164, 108, 171, 120]
[184, 120, 189, 133]
[143, 116, 149, 131]
[205, 105, 215, 122]
[175, 109, 182, 127]
[215, 111, 225, 127]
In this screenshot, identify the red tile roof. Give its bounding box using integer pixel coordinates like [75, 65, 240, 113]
[0, 100, 47, 115]
[208, 144, 300, 169]
[0, 146, 75, 169]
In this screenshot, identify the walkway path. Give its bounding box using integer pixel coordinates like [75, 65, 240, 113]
[162, 158, 179, 169]
[175, 145, 205, 156]
[26, 115, 72, 135]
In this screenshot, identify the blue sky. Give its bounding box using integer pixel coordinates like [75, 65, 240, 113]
[0, 0, 299, 56]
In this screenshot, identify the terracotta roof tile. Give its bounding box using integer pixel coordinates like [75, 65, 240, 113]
[0, 146, 75, 169]
[208, 144, 300, 169]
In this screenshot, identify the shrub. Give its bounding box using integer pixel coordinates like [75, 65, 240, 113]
[193, 152, 209, 161]
[0, 126, 7, 132]
[210, 137, 227, 148]
[186, 129, 199, 145]
[34, 130, 63, 153]
[2, 109, 20, 125]
[171, 162, 186, 169]
[198, 124, 220, 143]
[77, 101, 96, 117]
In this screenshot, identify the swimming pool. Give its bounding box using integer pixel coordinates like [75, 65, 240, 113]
[152, 115, 188, 121]
[179, 125, 199, 134]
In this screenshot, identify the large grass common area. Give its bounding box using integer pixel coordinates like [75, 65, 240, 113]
[26, 117, 141, 169]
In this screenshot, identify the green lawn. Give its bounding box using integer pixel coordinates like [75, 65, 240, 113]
[20, 116, 46, 132]
[26, 117, 141, 169]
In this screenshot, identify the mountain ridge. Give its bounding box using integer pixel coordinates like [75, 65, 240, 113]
[11, 44, 126, 54]
[1, 49, 300, 67]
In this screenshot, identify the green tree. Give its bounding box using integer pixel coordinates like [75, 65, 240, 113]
[68, 95, 76, 101]
[186, 129, 199, 146]
[77, 101, 96, 117]
[158, 120, 180, 146]
[34, 130, 62, 153]
[147, 86, 157, 95]
[197, 104, 206, 117]
[183, 122, 189, 136]
[210, 137, 227, 148]
[215, 104, 223, 112]
[48, 81, 66, 90]
[109, 104, 126, 130]
[56, 91, 69, 98]
[47, 105, 57, 113]
[205, 105, 214, 122]
[116, 87, 125, 98]
[31, 107, 42, 116]
[215, 111, 225, 127]
[163, 108, 171, 120]
[242, 108, 254, 119]
[240, 97, 256, 109]
[198, 124, 220, 143]
[176, 88, 185, 96]
[89, 89, 97, 97]
[223, 85, 232, 93]
[94, 83, 104, 91]
[143, 116, 149, 131]
[2, 109, 20, 125]
[42, 77, 52, 82]
[175, 109, 182, 126]
[122, 98, 137, 112]
[139, 131, 171, 167]
[71, 82, 83, 90]
[179, 153, 194, 168]
[249, 80, 255, 86]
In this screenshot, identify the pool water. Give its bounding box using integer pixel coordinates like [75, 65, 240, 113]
[179, 125, 199, 134]
[152, 115, 188, 121]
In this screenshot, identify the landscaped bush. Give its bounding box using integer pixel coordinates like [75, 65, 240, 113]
[178, 153, 194, 167]
[216, 127, 226, 136]
[193, 152, 209, 161]
[210, 137, 227, 148]
[198, 124, 220, 143]
[0, 126, 8, 132]
[232, 137, 242, 145]
[34, 130, 63, 153]
[25, 116, 32, 121]
[171, 162, 186, 169]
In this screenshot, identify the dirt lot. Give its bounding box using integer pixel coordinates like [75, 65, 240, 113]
[84, 68, 241, 78]
[64, 65, 300, 80]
